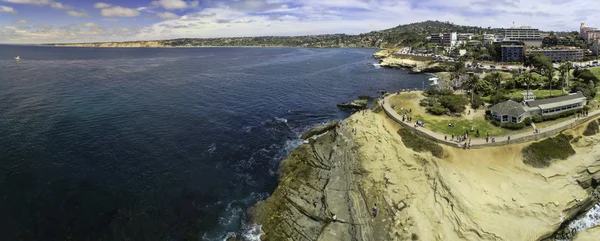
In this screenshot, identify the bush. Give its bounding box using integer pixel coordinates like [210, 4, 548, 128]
[427, 105, 449, 115]
[583, 120, 599, 136]
[532, 114, 543, 123]
[438, 95, 468, 114]
[576, 69, 600, 84]
[471, 95, 484, 109]
[490, 93, 509, 105]
[542, 109, 577, 121]
[570, 81, 597, 100]
[522, 134, 575, 168]
[419, 97, 437, 107]
[501, 121, 526, 129]
[510, 96, 524, 103]
[397, 128, 444, 158]
[524, 117, 532, 126]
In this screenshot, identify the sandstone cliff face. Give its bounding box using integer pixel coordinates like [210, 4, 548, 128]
[249, 122, 388, 241]
[250, 110, 600, 241]
[373, 50, 452, 73]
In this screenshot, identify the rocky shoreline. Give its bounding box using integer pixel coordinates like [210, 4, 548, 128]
[372, 49, 453, 74]
[246, 101, 600, 240]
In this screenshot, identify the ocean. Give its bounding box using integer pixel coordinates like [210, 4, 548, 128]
[0, 46, 429, 241]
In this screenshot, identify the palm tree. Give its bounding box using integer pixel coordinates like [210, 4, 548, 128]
[464, 74, 489, 102]
[539, 66, 555, 97]
[521, 72, 535, 100]
[489, 71, 503, 92]
[558, 61, 573, 95]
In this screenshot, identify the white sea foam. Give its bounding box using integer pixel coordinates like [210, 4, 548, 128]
[568, 203, 600, 232]
[241, 224, 265, 241]
[207, 143, 217, 154]
[274, 117, 288, 123]
[372, 63, 382, 69]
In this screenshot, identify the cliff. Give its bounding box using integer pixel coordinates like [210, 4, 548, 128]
[249, 109, 600, 241]
[373, 50, 453, 73]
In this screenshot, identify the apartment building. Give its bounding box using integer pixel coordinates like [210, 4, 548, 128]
[501, 26, 543, 46]
[428, 32, 458, 47]
[501, 45, 525, 62]
[527, 47, 584, 62]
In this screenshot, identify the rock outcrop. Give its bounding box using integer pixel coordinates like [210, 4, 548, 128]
[373, 50, 453, 73]
[300, 121, 339, 140]
[336, 99, 368, 111]
[249, 122, 385, 241]
[250, 110, 600, 241]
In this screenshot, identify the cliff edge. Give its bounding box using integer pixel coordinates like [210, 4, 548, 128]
[249, 109, 600, 241]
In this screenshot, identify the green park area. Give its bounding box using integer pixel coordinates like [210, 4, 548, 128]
[389, 53, 599, 138]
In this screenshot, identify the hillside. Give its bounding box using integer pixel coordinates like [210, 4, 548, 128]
[48, 20, 494, 49]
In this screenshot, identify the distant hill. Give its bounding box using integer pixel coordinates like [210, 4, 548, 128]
[49, 20, 497, 49]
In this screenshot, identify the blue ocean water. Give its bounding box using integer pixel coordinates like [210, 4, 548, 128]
[0, 46, 428, 240]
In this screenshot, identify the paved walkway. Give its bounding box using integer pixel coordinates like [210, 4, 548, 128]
[381, 93, 600, 148]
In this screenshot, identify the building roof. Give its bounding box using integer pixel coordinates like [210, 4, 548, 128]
[526, 92, 585, 108]
[489, 100, 527, 117]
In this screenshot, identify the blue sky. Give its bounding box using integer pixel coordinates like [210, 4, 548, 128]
[0, 0, 598, 43]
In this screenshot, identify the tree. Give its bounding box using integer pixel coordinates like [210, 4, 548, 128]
[450, 60, 466, 90]
[463, 74, 489, 102]
[528, 53, 555, 96]
[558, 61, 572, 94]
[576, 69, 600, 84]
[486, 71, 503, 92]
[520, 72, 536, 100]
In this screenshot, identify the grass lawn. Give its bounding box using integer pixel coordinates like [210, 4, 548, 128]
[389, 92, 517, 137]
[389, 92, 576, 137]
[507, 89, 567, 99]
[589, 67, 600, 78]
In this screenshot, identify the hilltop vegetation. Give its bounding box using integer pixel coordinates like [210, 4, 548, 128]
[50, 21, 495, 49]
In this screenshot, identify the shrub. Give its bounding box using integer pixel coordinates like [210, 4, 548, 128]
[438, 95, 468, 114]
[471, 95, 484, 109]
[523, 117, 532, 126]
[570, 81, 597, 100]
[510, 96, 524, 103]
[427, 105, 449, 115]
[522, 134, 575, 168]
[576, 69, 600, 84]
[501, 121, 526, 130]
[532, 114, 543, 123]
[583, 120, 599, 136]
[542, 109, 577, 121]
[397, 128, 444, 158]
[419, 97, 437, 107]
[439, 88, 454, 96]
[490, 93, 509, 105]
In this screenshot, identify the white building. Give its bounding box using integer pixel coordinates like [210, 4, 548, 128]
[489, 92, 587, 123]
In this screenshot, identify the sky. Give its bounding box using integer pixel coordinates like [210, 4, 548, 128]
[0, 0, 598, 44]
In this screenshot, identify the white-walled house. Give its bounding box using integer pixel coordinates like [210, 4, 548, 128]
[489, 92, 587, 123]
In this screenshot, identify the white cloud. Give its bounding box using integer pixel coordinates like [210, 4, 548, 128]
[1, 0, 70, 9]
[0, 5, 16, 13]
[93, 2, 111, 9]
[13, 19, 27, 24]
[157, 11, 179, 19]
[100, 6, 140, 17]
[75, 22, 98, 27]
[67, 10, 88, 17]
[151, 0, 199, 10]
[5, 0, 600, 44]
[34, 24, 52, 29]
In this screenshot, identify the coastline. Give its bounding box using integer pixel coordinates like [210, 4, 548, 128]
[247, 105, 600, 241]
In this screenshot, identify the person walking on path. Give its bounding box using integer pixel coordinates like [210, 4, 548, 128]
[445, 135, 447, 141]
[507, 135, 511, 144]
[372, 204, 378, 218]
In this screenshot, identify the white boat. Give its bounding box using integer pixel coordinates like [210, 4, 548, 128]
[428, 77, 439, 86]
[15, 56, 20, 61]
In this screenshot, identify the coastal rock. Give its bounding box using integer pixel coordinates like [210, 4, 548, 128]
[300, 121, 340, 140]
[251, 108, 600, 241]
[336, 99, 368, 111]
[378, 55, 452, 73]
[249, 123, 384, 241]
[573, 226, 600, 241]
